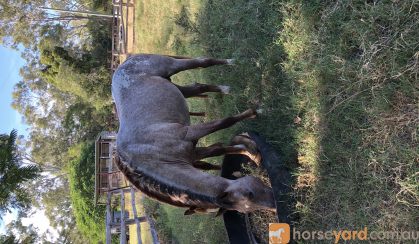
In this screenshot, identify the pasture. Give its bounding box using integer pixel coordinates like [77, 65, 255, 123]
[133, 0, 418, 243]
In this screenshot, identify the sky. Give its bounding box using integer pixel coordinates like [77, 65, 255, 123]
[0, 45, 28, 136]
[0, 45, 58, 241]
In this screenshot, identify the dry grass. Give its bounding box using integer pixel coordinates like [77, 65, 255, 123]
[117, 0, 136, 63]
[123, 191, 154, 244]
[241, 162, 278, 243]
[280, 0, 419, 237]
[134, 0, 202, 54]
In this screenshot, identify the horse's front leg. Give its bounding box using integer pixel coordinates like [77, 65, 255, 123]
[195, 142, 261, 164]
[195, 143, 248, 159]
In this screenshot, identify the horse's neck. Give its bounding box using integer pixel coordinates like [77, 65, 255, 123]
[117, 154, 230, 207]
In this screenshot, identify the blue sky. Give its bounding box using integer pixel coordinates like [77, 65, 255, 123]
[0, 45, 29, 136]
[0, 45, 28, 234]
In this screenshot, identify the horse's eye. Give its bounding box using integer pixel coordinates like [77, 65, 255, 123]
[247, 191, 255, 200]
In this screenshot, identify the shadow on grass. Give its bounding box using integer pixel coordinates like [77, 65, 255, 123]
[194, 1, 298, 163]
[174, 0, 300, 229]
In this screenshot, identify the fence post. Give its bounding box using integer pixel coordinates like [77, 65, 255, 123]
[130, 187, 142, 244]
[120, 189, 127, 244]
[106, 192, 112, 244]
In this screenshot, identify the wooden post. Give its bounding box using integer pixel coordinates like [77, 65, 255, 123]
[106, 193, 112, 244]
[125, 0, 129, 53]
[119, 0, 126, 54]
[132, 0, 136, 45]
[148, 215, 160, 244]
[130, 187, 142, 244]
[40, 7, 114, 18]
[125, 217, 147, 225]
[111, 9, 116, 73]
[120, 189, 127, 244]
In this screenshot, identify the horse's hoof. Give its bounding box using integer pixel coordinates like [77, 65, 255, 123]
[231, 133, 262, 166]
[226, 59, 235, 65]
[218, 85, 230, 94]
[232, 171, 243, 178]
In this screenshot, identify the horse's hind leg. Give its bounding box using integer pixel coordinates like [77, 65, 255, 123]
[128, 54, 232, 78]
[190, 112, 206, 117]
[185, 109, 258, 141]
[195, 143, 261, 165]
[176, 83, 230, 98]
[192, 161, 221, 170]
[164, 54, 193, 59]
[168, 57, 234, 77]
[195, 143, 249, 159]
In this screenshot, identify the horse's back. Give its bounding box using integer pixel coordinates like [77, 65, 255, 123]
[112, 56, 190, 144]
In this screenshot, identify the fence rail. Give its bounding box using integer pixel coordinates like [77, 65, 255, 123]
[110, 0, 135, 74]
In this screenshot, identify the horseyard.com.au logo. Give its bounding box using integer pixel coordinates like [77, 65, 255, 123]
[269, 223, 290, 244]
[269, 223, 419, 243]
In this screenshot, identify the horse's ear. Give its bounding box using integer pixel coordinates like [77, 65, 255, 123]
[216, 191, 234, 208]
[215, 208, 226, 217]
[216, 191, 229, 200]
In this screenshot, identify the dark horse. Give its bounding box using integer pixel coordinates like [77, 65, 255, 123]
[112, 54, 275, 214]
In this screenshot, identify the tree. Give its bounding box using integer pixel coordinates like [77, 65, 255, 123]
[2, 213, 56, 244]
[40, 178, 89, 243]
[0, 130, 40, 214]
[0, 233, 17, 244]
[5, 219, 41, 244]
[0, 0, 110, 50]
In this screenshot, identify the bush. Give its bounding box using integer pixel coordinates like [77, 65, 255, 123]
[68, 142, 106, 243]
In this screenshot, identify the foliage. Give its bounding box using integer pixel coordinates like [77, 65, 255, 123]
[9, 0, 113, 170]
[1, 217, 55, 244]
[0, 130, 40, 214]
[68, 142, 106, 243]
[0, 0, 110, 49]
[39, 178, 89, 244]
[0, 233, 17, 244]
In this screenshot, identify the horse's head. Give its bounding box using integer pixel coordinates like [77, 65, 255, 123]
[216, 175, 276, 213]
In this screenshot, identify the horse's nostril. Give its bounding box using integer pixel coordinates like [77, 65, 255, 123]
[247, 191, 255, 200]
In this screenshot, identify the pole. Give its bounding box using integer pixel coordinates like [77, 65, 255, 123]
[40, 7, 114, 18]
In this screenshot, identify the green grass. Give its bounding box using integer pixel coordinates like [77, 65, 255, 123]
[143, 198, 228, 244]
[134, 0, 418, 243]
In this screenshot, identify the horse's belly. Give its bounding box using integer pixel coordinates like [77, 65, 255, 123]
[115, 77, 190, 127]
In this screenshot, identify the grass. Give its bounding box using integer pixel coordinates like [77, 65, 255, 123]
[133, 0, 418, 243]
[143, 197, 228, 244]
[280, 1, 418, 234]
[135, 0, 202, 54]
